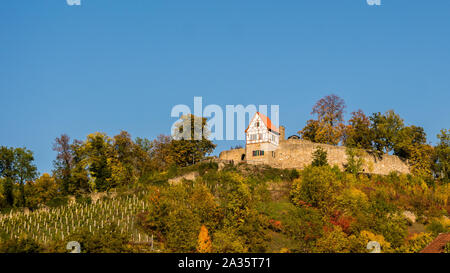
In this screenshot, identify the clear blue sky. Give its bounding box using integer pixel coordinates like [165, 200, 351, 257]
[1, 0, 449, 174]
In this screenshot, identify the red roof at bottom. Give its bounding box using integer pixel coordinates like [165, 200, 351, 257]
[420, 233, 450, 253]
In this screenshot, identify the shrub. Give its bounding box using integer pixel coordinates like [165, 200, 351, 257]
[76, 195, 92, 205]
[444, 242, 450, 253]
[398, 232, 434, 253]
[51, 223, 132, 253]
[46, 196, 69, 208]
[336, 188, 369, 216]
[0, 235, 42, 253]
[344, 148, 364, 175]
[212, 227, 247, 253]
[313, 226, 353, 253]
[291, 166, 341, 213]
[426, 218, 450, 236]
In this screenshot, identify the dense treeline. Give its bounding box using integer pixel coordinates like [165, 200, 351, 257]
[0, 114, 215, 210]
[299, 95, 449, 181]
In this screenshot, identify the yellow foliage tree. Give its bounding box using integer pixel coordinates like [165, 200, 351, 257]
[398, 232, 433, 253]
[359, 230, 392, 253]
[197, 225, 212, 253]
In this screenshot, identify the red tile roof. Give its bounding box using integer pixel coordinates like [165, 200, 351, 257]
[420, 233, 450, 253]
[245, 112, 279, 133]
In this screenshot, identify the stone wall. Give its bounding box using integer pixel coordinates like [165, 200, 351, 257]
[168, 171, 199, 185]
[268, 139, 410, 175]
[219, 139, 411, 175]
[219, 148, 245, 163]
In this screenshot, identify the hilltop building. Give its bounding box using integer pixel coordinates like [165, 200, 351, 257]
[219, 112, 410, 175]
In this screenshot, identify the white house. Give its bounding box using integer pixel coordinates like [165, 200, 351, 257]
[245, 112, 280, 158]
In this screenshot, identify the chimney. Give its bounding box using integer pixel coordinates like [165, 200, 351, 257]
[280, 126, 285, 141]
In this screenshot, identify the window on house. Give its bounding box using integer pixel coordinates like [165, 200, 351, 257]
[252, 150, 265, 157]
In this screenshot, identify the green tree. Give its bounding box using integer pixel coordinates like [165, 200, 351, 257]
[0, 146, 37, 207]
[85, 133, 113, 191]
[2, 178, 14, 207]
[0, 147, 15, 206]
[370, 110, 404, 154]
[344, 148, 364, 175]
[393, 125, 427, 159]
[393, 126, 433, 176]
[433, 129, 450, 182]
[69, 133, 114, 193]
[14, 148, 38, 206]
[311, 147, 328, 167]
[170, 114, 216, 166]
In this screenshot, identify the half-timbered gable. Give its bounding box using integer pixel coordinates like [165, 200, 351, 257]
[245, 112, 280, 146]
[245, 112, 280, 161]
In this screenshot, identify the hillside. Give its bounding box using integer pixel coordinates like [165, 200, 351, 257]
[1, 161, 448, 253]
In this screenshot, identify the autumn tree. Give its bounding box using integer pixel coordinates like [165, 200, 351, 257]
[343, 110, 373, 150]
[137, 184, 202, 252]
[24, 173, 59, 208]
[393, 125, 433, 176]
[299, 95, 346, 145]
[68, 139, 90, 194]
[111, 131, 137, 185]
[408, 144, 435, 177]
[299, 120, 320, 142]
[197, 225, 212, 253]
[393, 126, 427, 159]
[136, 135, 173, 171]
[291, 165, 341, 214]
[111, 131, 156, 185]
[67, 133, 114, 192]
[53, 134, 74, 194]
